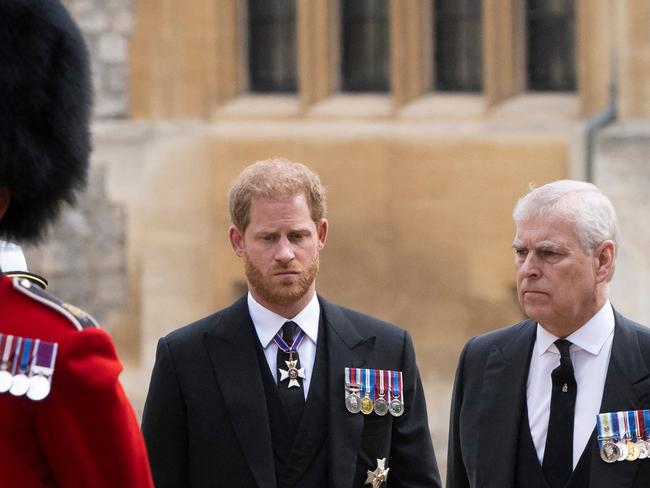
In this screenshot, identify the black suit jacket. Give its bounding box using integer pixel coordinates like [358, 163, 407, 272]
[142, 294, 441, 488]
[446, 310, 650, 488]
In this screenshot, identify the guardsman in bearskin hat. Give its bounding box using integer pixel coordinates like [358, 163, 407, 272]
[0, 1, 153, 486]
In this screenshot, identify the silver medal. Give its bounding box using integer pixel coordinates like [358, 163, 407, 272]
[616, 441, 629, 461]
[388, 399, 404, 417]
[637, 439, 650, 460]
[345, 393, 362, 414]
[600, 440, 621, 463]
[374, 398, 389, 416]
[9, 373, 30, 396]
[0, 370, 13, 393]
[27, 375, 51, 401]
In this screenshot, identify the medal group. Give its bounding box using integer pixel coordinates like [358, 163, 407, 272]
[597, 410, 650, 463]
[344, 367, 405, 417]
[0, 333, 58, 401]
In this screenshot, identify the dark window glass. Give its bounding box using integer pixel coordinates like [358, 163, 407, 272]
[248, 0, 297, 92]
[526, 0, 576, 91]
[341, 0, 389, 92]
[434, 0, 482, 92]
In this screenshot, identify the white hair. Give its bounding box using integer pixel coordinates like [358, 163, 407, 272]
[513, 180, 618, 254]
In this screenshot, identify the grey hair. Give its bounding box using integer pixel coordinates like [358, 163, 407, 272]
[513, 180, 618, 254]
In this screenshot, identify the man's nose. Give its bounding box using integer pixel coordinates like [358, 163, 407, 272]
[274, 237, 295, 263]
[519, 252, 541, 279]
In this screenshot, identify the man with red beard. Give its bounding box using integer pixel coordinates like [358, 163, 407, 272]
[142, 159, 441, 488]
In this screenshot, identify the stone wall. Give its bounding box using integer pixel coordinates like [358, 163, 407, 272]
[64, 0, 135, 118]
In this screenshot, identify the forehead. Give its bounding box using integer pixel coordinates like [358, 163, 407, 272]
[514, 214, 580, 247]
[247, 193, 313, 229]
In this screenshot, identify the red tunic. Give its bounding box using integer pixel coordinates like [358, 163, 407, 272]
[0, 274, 154, 487]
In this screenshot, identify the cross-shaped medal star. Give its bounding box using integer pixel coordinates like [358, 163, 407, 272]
[279, 359, 306, 388]
[366, 458, 389, 488]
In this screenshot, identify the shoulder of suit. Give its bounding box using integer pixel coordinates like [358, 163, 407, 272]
[465, 319, 535, 351]
[320, 297, 404, 337]
[12, 277, 100, 331]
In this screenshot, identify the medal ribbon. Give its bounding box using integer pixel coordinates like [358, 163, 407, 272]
[32, 341, 57, 373]
[0, 334, 12, 371]
[374, 369, 385, 399]
[392, 370, 401, 402]
[611, 411, 621, 442]
[644, 410, 650, 440]
[618, 411, 629, 441]
[10, 336, 23, 375]
[345, 367, 351, 385]
[363, 369, 374, 398]
[17, 338, 33, 375]
[0, 334, 6, 368]
[597, 413, 613, 448]
[628, 410, 638, 442]
[273, 328, 306, 355]
[634, 410, 644, 443]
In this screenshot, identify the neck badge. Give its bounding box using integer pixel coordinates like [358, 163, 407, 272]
[365, 458, 389, 488]
[274, 327, 306, 388]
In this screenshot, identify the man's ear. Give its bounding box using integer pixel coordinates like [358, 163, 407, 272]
[594, 240, 616, 283]
[0, 187, 10, 220]
[316, 218, 328, 250]
[228, 225, 246, 257]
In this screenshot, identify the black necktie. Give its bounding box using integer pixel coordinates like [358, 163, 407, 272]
[542, 339, 577, 488]
[276, 321, 305, 428]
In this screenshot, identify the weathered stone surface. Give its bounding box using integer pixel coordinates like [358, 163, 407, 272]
[63, 0, 134, 119]
[23, 166, 127, 330]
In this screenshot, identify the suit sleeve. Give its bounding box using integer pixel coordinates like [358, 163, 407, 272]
[388, 330, 442, 488]
[36, 328, 154, 488]
[446, 339, 473, 488]
[142, 337, 189, 488]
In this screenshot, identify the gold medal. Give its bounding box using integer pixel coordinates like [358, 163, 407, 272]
[626, 440, 640, 461]
[361, 395, 374, 415]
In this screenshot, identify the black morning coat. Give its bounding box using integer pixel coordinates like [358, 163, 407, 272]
[142, 294, 442, 488]
[447, 310, 650, 488]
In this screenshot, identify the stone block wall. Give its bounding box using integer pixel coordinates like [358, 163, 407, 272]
[64, 0, 135, 118]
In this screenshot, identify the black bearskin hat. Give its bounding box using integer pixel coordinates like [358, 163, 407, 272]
[0, 0, 92, 243]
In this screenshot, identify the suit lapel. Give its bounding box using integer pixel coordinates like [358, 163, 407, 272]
[590, 311, 650, 488]
[322, 297, 374, 488]
[203, 296, 277, 488]
[477, 321, 536, 488]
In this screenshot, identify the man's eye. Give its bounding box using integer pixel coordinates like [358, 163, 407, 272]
[514, 249, 527, 257]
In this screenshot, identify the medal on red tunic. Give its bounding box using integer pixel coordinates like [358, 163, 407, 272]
[27, 340, 58, 401]
[274, 328, 306, 388]
[10, 337, 34, 396]
[0, 334, 14, 393]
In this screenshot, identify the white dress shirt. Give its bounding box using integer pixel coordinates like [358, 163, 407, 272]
[527, 300, 615, 469]
[248, 292, 320, 400]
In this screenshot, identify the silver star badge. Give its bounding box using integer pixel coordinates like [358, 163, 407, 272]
[365, 458, 389, 488]
[279, 359, 306, 388]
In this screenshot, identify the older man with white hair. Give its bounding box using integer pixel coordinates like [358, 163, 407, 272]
[447, 180, 650, 488]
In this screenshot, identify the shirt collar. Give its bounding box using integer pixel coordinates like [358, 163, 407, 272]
[535, 300, 615, 356]
[247, 292, 320, 348]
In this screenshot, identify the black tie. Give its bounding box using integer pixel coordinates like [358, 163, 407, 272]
[542, 339, 577, 488]
[276, 321, 305, 428]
